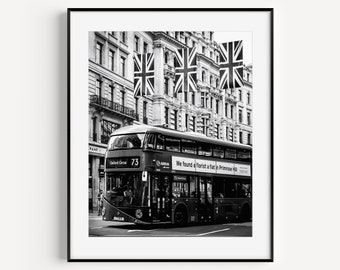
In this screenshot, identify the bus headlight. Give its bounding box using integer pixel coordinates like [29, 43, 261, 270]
[135, 209, 143, 219]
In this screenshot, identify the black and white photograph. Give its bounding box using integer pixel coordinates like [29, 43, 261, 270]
[5, 0, 340, 269]
[88, 31, 254, 238]
[68, 9, 273, 261]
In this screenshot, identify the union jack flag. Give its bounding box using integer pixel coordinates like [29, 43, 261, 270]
[134, 53, 155, 96]
[219, 41, 244, 89]
[174, 47, 197, 93]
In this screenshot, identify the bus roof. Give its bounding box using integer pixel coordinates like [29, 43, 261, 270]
[110, 124, 252, 150]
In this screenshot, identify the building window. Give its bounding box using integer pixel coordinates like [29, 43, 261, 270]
[143, 101, 148, 124]
[202, 46, 205, 55]
[120, 56, 126, 77]
[247, 93, 251, 105]
[95, 79, 102, 98]
[184, 91, 188, 102]
[92, 117, 97, 142]
[210, 51, 213, 59]
[192, 116, 196, 132]
[247, 133, 252, 145]
[108, 50, 115, 71]
[120, 90, 125, 106]
[210, 75, 213, 85]
[216, 55, 219, 63]
[165, 107, 169, 125]
[174, 110, 178, 130]
[108, 84, 114, 102]
[201, 92, 205, 107]
[185, 114, 189, 130]
[216, 124, 220, 139]
[225, 127, 228, 140]
[185, 37, 188, 45]
[216, 100, 219, 114]
[239, 90, 242, 101]
[164, 52, 168, 64]
[202, 70, 206, 82]
[247, 73, 250, 81]
[239, 131, 243, 144]
[225, 103, 228, 117]
[247, 112, 251, 125]
[134, 35, 139, 52]
[143, 42, 148, 54]
[239, 109, 243, 123]
[192, 92, 195, 105]
[96, 42, 103, 64]
[121, 32, 126, 43]
[210, 32, 213, 40]
[230, 105, 234, 119]
[210, 97, 213, 109]
[164, 78, 169, 95]
[216, 78, 219, 88]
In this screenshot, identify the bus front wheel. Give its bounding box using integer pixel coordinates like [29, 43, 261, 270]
[173, 206, 187, 226]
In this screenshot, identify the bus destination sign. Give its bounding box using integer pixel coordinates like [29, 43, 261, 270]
[172, 156, 251, 176]
[106, 157, 140, 168]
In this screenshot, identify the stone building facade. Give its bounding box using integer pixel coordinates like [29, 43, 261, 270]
[88, 31, 253, 211]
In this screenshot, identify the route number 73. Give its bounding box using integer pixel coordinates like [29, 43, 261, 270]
[130, 158, 139, 167]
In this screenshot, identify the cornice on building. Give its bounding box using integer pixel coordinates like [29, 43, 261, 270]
[153, 32, 187, 49]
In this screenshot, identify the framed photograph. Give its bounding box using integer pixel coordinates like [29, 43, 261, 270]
[68, 8, 273, 262]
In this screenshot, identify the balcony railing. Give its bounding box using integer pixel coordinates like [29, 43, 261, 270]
[90, 95, 138, 120]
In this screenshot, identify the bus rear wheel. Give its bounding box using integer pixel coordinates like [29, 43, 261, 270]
[174, 206, 187, 226]
[239, 205, 251, 222]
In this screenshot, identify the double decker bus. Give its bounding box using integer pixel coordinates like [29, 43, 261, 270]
[102, 125, 252, 226]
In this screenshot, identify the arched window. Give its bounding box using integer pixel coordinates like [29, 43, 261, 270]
[202, 70, 206, 82]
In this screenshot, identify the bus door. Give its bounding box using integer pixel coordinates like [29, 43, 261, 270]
[198, 177, 213, 222]
[151, 175, 171, 222]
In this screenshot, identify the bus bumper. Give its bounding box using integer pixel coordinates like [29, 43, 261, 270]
[102, 198, 150, 225]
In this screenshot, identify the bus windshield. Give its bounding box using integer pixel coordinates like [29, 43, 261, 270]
[108, 133, 145, 150]
[105, 172, 148, 207]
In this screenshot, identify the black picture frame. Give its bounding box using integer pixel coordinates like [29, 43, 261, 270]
[68, 8, 273, 262]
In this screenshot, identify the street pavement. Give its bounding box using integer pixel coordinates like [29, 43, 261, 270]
[89, 212, 252, 237]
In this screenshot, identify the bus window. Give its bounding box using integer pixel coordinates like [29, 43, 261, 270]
[165, 137, 181, 152]
[213, 146, 224, 158]
[198, 143, 212, 156]
[172, 175, 188, 198]
[238, 183, 252, 198]
[237, 149, 251, 162]
[108, 133, 145, 150]
[144, 133, 155, 149]
[213, 178, 225, 198]
[225, 181, 237, 198]
[156, 134, 165, 150]
[181, 139, 196, 154]
[189, 176, 197, 197]
[225, 148, 237, 159]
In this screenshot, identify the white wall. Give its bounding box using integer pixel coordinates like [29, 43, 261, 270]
[1, 0, 340, 269]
